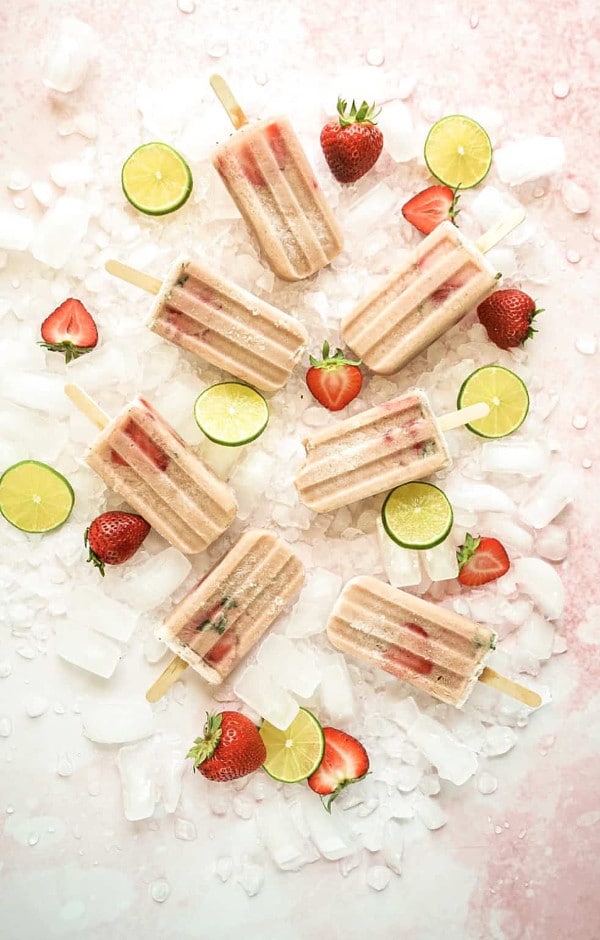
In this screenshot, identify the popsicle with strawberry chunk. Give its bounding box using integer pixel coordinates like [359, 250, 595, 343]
[327, 576, 541, 708]
[210, 75, 343, 281]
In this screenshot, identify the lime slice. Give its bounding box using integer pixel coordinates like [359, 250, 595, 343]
[382, 481, 453, 550]
[457, 365, 529, 438]
[424, 115, 492, 189]
[260, 707, 325, 783]
[121, 142, 193, 216]
[194, 382, 269, 446]
[0, 460, 74, 533]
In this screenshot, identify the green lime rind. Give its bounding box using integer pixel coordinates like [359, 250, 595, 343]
[0, 459, 75, 534]
[194, 382, 269, 447]
[457, 365, 530, 439]
[121, 141, 193, 216]
[382, 481, 454, 550]
[424, 114, 492, 190]
[260, 707, 325, 784]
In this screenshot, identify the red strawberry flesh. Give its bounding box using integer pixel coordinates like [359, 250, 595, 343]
[40, 298, 98, 363]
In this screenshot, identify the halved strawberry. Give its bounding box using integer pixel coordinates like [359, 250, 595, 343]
[110, 420, 169, 471]
[40, 298, 98, 363]
[204, 631, 238, 671]
[306, 341, 362, 412]
[402, 185, 459, 235]
[307, 727, 369, 812]
[457, 533, 510, 586]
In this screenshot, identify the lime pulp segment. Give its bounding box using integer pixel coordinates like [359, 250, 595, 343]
[382, 481, 453, 550]
[194, 382, 269, 446]
[457, 365, 530, 438]
[121, 142, 193, 216]
[424, 114, 492, 189]
[0, 460, 74, 533]
[260, 707, 325, 783]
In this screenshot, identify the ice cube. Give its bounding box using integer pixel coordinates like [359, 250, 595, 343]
[518, 614, 555, 660]
[395, 763, 423, 793]
[408, 715, 478, 785]
[423, 538, 458, 582]
[116, 734, 186, 821]
[389, 695, 420, 731]
[382, 819, 404, 875]
[512, 557, 565, 620]
[233, 665, 299, 730]
[366, 865, 391, 891]
[285, 568, 342, 638]
[31, 196, 90, 269]
[415, 796, 448, 830]
[470, 186, 532, 246]
[257, 634, 320, 698]
[107, 549, 192, 613]
[484, 725, 518, 757]
[0, 210, 34, 251]
[81, 701, 156, 744]
[377, 519, 422, 587]
[518, 468, 574, 529]
[478, 513, 534, 555]
[318, 653, 355, 722]
[236, 860, 264, 897]
[55, 622, 121, 678]
[200, 438, 243, 480]
[68, 586, 139, 642]
[379, 100, 420, 162]
[344, 183, 399, 239]
[174, 817, 197, 841]
[295, 791, 355, 860]
[42, 18, 97, 93]
[256, 797, 318, 871]
[214, 857, 233, 882]
[535, 524, 569, 562]
[480, 440, 548, 477]
[495, 136, 566, 185]
[2, 372, 72, 416]
[444, 479, 515, 514]
[229, 451, 275, 520]
[25, 695, 49, 718]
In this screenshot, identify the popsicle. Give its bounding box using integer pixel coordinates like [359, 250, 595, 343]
[210, 74, 343, 281]
[65, 384, 237, 554]
[105, 256, 308, 392]
[327, 576, 541, 708]
[341, 211, 525, 374]
[294, 387, 488, 513]
[146, 529, 304, 701]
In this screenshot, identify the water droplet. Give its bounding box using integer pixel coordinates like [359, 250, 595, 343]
[12, 196, 26, 210]
[254, 70, 268, 86]
[206, 38, 229, 58]
[561, 179, 590, 214]
[57, 754, 73, 777]
[6, 806, 14, 814]
[572, 414, 588, 430]
[0, 716, 12, 737]
[48, 825, 56, 833]
[7, 170, 30, 191]
[477, 772, 498, 795]
[533, 186, 546, 198]
[575, 334, 597, 355]
[494, 825, 503, 834]
[177, 0, 195, 11]
[469, 12, 479, 28]
[582, 458, 592, 469]
[366, 47, 385, 67]
[150, 879, 170, 903]
[88, 780, 101, 797]
[504, 821, 510, 829]
[11, 278, 20, 290]
[28, 832, 40, 846]
[518, 828, 527, 839]
[566, 248, 581, 263]
[54, 702, 66, 714]
[0, 662, 11, 678]
[552, 79, 570, 99]
[25, 695, 49, 718]
[593, 228, 600, 242]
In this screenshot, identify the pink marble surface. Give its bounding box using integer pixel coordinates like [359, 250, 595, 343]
[1, 1, 599, 938]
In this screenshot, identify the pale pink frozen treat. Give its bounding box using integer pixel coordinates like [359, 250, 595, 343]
[156, 529, 304, 684]
[294, 389, 451, 513]
[148, 257, 308, 392]
[85, 396, 237, 554]
[341, 221, 498, 374]
[212, 117, 343, 281]
[327, 576, 496, 707]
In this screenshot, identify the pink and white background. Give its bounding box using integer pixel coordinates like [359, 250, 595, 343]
[1, 1, 599, 938]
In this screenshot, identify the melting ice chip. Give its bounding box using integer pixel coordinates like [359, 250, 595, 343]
[116, 734, 187, 821]
[106, 548, 192, 613]
[55, 623, 121, 679]
[285, 567, 342, 638]
[408, 715, 478, 785]
[42, 18, 98, 93]
[81, 701, 156, 744]
[31, 196, 90, 269]
[495, 136, 566, 185]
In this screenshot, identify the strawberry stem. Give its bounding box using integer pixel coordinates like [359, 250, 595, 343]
[84, 527, 106, 577]
[308, 339, 362, 370]
[186, 712, 223, 770]
[456, 533, 480, 570]
[336, 97, 381, 127]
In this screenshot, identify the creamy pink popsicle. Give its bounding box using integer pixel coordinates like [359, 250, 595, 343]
[155, 529, 304, 684]
[148, 257, 308, 392]
[327, 576, 496, 707]
[85, 396, 237, 554]
[342, 221, 498, 373]
[212, 117, 343, 281]
[294, 388, 451, 513]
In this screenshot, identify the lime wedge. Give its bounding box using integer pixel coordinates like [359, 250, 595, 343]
[457, 365, 529, 438]
[121, 142, 193, 216]
[424, 115, 492, 189]
[382, 481, 453, 550]
[0, 460, 74, 533]
[260, 708, 325, 784]
[194, 382, 269, 446]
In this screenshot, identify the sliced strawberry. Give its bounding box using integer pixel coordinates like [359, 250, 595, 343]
[266, 122, 288, 169]
[204, 631, 238, 669]
[110, 420, 169, 471]
[307, 727, 370, 811]
[457, 533, 510, 586]
[402, 185, 459, 235]
[40, 298, 98, 363]
[306, 340, 362, 412]
[239, 143, 266, 186]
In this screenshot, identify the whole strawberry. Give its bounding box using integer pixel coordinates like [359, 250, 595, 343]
[40, 298, 98, 363]
[306, 340, 362, 411]
[457, 533, 510, 586]
[320, 98, 383, 184]
[187, 711, 266, 782]
[477, 289, 542, 349]
[85, 510, 150, 576]
[307, 727, 369, 811]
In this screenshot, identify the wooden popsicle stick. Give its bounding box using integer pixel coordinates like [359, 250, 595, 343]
[210, 74, 248, 129]
[146, 656, 189, 703]
[478, 666, 542, 708]
[475, 208, 526, 253]
[105, 259, 161, 296]
[65, 383, 110, 430]
[438, 400, 490, 432]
